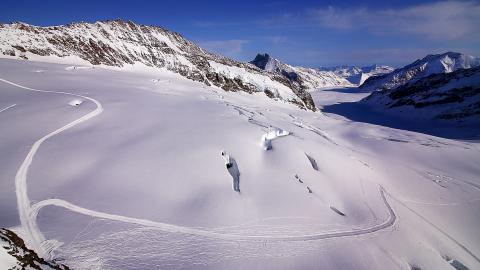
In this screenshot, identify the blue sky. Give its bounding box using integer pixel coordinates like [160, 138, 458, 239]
[1, 0, 479, 67]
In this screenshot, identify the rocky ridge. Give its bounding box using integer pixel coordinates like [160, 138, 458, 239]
[0, 20, 315, 110]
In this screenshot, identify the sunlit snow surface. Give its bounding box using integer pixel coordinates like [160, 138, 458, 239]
[0, 239, 17, 270]
[0, 59, 479, 270]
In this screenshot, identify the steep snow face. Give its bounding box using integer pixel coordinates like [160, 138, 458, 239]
[250, 53, 354, 91]
[292, 66, 354, 89]
[363, 66, 480, 122]
[208, 60, 298, 102]
[356, 65, 395, 85]
[319, 65, 394, 85]
[0, 20, 315, 110]
[361, 52, 480, 91]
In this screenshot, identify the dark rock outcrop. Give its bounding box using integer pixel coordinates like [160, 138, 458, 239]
[0, 228, 70, 270]
[363, 66, 480, 121]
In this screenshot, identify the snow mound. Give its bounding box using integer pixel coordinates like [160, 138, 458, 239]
[151, 79, 170, 83]
[65, 66, 93, 71]
[68, 99, 83, 106]
[221, 150, 240, 192]
[261, 128, 290, 150]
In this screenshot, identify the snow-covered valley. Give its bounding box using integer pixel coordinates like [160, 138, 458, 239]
[0, 58, 479, 269]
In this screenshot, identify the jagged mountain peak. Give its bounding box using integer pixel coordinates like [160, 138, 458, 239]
[250, 53, 286, 73]
[250, 53, 355, 90]
[252, 53, 271, 61]
[251, 53, 271, 65]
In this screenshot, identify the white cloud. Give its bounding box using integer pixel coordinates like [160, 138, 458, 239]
[197, 40, 249, 57]
[310, 1, 480, 40]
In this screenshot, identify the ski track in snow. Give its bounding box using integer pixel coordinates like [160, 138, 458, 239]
[29, 188, 395, 242]
[0, 78, 102, 259]
[0, 103, 16, 113]
[0, 78, 405, 261]
[390, 195, 480, 264]
[3, 77, 480, 266]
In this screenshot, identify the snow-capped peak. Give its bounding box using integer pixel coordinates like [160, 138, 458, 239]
[361, 52, 480, 91]
[362, 66, 480, 123]
[420, 52, 480, 72]
[251, 53, 279, 73]
[250, 53, 356, 90]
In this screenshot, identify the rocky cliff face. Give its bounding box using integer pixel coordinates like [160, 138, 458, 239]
[1, 228, 70, 270]
[360, 52, 480, 91]
[362, 66, 480, 121]
[250, 53, 298, 81]
[0, 20, 315, 111]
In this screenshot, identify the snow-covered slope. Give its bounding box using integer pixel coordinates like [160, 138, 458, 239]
[0, 20, 315, 110]
[361, 52, 480, 91]
[250, 53, 354, 90]
[1, 59, 479, 270]
[363, 66, 480, 122]
[319, 65, 394, 85]
[293, 66, 355, 89]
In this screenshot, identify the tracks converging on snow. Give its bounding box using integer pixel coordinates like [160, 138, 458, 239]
[0, 78, 103, 258]
[2, 78, 399, 260]
[0, 103, 16, 113]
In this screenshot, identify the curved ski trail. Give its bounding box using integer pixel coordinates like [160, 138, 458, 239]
[2, 78, 397, 260]
[1, 78, 103, 258]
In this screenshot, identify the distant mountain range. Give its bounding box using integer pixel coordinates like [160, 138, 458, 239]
[0, 20, 393, 110]
[317, 65, 394, 85]
[250, 53, 393, 90]
[1, 20, 478, 121]
[360, 52, 480, 91]
[362, 54, 480, 122]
